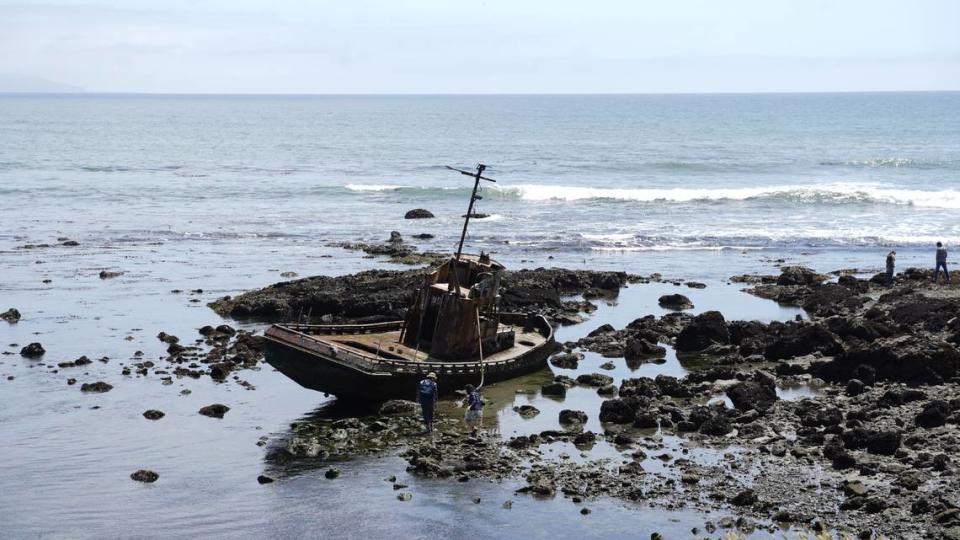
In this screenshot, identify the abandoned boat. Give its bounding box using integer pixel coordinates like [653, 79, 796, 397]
[264, 164, 556, 400]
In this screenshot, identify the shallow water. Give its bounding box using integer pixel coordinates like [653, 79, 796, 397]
[3, 93, 952, 538]
[1, 246, 810, 539]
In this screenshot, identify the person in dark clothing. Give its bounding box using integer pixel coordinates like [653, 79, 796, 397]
[934, 242, 950, 284]
[885, 250, 896, 285]
[416, 372, 439, 433]
[463, 384, 484, 435]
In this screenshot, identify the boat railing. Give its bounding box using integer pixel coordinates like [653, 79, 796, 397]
[269, 313, 553, 376]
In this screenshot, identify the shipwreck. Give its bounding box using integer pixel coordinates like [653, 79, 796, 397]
[264, 164, 555, 400]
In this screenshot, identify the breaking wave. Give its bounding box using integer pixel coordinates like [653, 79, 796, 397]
[344, 182, 960, 209]
[819, 158, 958, 169]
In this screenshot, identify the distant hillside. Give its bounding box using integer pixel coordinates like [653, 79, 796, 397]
[0, 74, 83, 93]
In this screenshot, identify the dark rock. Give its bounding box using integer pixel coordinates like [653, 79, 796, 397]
[797, 401, 842, 427]
[865, 430, 901, 455]
[587, 324, 615, 337]
[888, 294, 960, 332]
[658, 294, 693, 310]
[777, 266, 825, 286]
[633, 411, 659, 429]
[412, 233, 434, 240]
[523, 471, 556, 497]
[81, 381, 113, 393]
[596, 384, 617, 396]
[142, 410, 165, 420]
[549, 352, 582, 369]
[62, 240, 80, 246]
[559, 409, 588, 425]
[257, 475, 274, 484]
[675, 311, 729, 352]
[198, 404, 230, 418]
[813, 335, 960, 384]
[20, 342, 45, 358]
[541, 382, 567, 397]
[726, 374, 778, 412]
[764, 323, 843, 361]
[699, 413, 733, 436]
[832, 452, 857, 470]
[213, 325, 235, 336]
[388, 231, 403, 243]
[404, 208, 434, 219]
[157, 332, 179, 344]
[1, 308, 21, 323]
[599, 398, 638, 424]
[801, 284, 866, 317]
[99, 270, 124, 279]
[916, 400, 951, 428]
[513, 405, 540, 418]
[624, 338, 666, 360]
[613, 432, 635, 445]
[576, 373, 613, 387]
[324, 468, 340, 479]
[731, 489, 758, 506]
[130, 469, 159, 483]
[209, 363, 231, 381]
[846, 379, 866, 396]
[619, 377, 661, 398]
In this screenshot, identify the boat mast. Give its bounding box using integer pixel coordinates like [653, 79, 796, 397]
[446, 163, 496, 261]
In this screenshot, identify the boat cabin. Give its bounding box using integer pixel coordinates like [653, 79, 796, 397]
[399, 252, 515, 360]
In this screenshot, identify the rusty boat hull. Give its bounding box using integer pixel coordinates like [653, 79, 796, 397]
[263, 313, 554, 401]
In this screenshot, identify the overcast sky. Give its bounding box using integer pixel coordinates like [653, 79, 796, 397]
[1, 0, 958, 93]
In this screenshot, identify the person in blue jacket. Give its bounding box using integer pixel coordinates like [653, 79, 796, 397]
[416, 372, 439, 433]
[934, 242, 950, 284]
[463, 384, 484, 435]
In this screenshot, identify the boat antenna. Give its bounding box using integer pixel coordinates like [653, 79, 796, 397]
[446, 164, 496, 261]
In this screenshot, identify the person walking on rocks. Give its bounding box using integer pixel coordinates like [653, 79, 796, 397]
[934, 242, 950, 284]
[417, 372, 439, 433]
[885, 250, 896, 285]
[463, 384, 484, 435]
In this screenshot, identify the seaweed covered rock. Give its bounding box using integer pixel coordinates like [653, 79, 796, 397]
[549, 352, 583, 369]
[404, 208, 434, 219]
[212, 266, 632, 323]
[675, 311, 729, 352]
[1, 308, 21, 323]
[812, 335, 960, 384]
[763, 322, 843, 361]
[777, 266, 826, 286]
[599, 397, 640, 424]
[198, 403, 231, 418]
[20, 342, 45, 358]
[658, 294, 693, 310]
[726, 373, 778, 412]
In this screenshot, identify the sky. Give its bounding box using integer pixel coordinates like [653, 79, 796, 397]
[1, 0, 959, 94]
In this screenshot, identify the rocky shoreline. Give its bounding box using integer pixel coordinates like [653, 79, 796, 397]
[217, 260, 960, 539]
[14, 256, 958, 538]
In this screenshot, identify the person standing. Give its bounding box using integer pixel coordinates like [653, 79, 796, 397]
[934, 242, 950, 284]
[416, 372, 439, 433]
[885, 250, 896, 285]
[463, 384, 484, 436]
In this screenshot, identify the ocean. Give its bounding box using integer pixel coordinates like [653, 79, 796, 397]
[0, 92, 958, 538]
